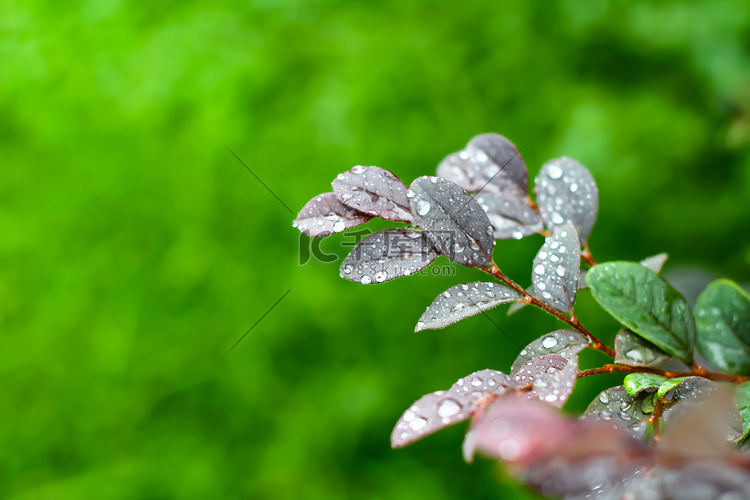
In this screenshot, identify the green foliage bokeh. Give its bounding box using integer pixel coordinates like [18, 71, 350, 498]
[1, 1, 750, 498]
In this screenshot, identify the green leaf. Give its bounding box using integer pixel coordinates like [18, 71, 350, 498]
[586, 262, 697, 363]
[735, 381, 750, 444]
[624, 372, 666, 397]
[641, 392, 656, 414]
[656, 377, 688, 399]
[694, 279, 750, 375]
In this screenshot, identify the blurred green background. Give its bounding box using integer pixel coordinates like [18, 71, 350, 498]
[2, 0, 750, 498]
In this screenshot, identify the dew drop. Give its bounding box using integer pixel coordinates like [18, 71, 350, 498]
[547, 164, 563, 179]
[403, 411, 415, 422]
[570, 183, 578, 192]
[542, 336, 558, 349]
[406, 189, 415, 198]
[437, 398, 462, 418]
[625, 349, 644, 363]
[471, 377, 482, 387]
[599, 392, 610, 404]
[534, 264, 545, 275]
[416, 200, 431, 216]
[452, 303, 466, 312]
[551, 212, 564, 225]
[333, 219, 346, 232]
[351, 165, 366, 174]
[360, 275, 372, 284]
[409, 417, 428, 431]
[556, 265, 566, 277]
[375, 271, 388, 282]
[342, 264, 353, 275]
[512, 230, 524, 240]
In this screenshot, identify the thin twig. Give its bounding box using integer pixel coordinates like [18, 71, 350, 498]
[577, 364, 749, 384]
[482, 264, 616, 357]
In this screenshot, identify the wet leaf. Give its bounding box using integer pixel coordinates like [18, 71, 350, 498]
[624, 373, 666, 397]
[641, 392, 656, 413]
[332, 165, 413, 222]
[469, 397, 577, 465]
[615, 328, 672, 367]
[409, 176, 495, 267]
[661, 377, 743, 442]
[534, 157, 598, 242]
[531, 224, 580, 313]
[694, 279, 750, 375]
[474, 191, 543, 240]
[436, 133, 528, 193]
[513, 355, 577, 408]
[641, 253, 668, 273]
[586, 261, 697, 363]
[391, 369, 513, 448]
[659, 388, 739, 460]
[340, 229, 438, 284]
[511, 329, 588, 375]
[735, 381, 750, 443]
[655, 377, 688, 400]
[293, 192, 371, 237]
[415, 282, 519, 331]
[583, 386, 650, 439]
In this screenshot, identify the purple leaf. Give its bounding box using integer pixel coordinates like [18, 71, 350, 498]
[340, 229, 438, 284]
[513, 354, 577, 408]
[662, 377, 743, 443]
[409, 176, 495, 267]
[532, 224, 581, 313]
[614, 328, 671, 367]
[469, 397, 578, 465]
[474, 191, 543, 240]
[535, 157, 598, 242]
[583, 386, 650, 439]
[391, 369, 514, 448]
[332, 165, 413, 222]
[415, 282, 520, 332]
[437, 133, 528, 194]
[511, 330, 588, 375]
[293, 192, 371, 237]
[659, 387, 738, 460]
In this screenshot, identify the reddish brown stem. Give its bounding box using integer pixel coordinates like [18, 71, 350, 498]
[648, 397, 665, 441]
[482, 264, 615, 358]
[577, 364, 750, 384]
[581, 241, 597, 267]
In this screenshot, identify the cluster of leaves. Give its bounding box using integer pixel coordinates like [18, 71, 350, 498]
[294, 134, 750, 499]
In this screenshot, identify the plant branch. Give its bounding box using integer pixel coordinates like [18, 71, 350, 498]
[577, 364, 750, 384]
[648, 396, 665, 442]
[581, 241, 597, 267]
[483, 263, 615, 358]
